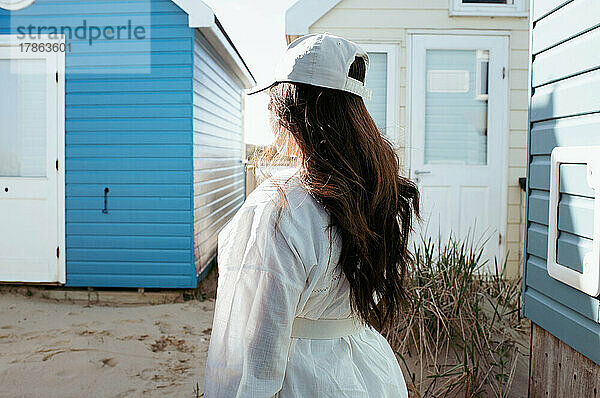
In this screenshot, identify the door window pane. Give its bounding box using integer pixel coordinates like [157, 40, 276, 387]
[0, 58, 47, 177]
[476, 50, 489, 100]
[424, 49, 488, 165]
[364, 52, 387, 134]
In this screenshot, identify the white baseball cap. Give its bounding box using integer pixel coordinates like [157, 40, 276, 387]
[247, 32, 372, 101]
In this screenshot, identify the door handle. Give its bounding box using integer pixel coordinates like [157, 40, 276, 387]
[414, 170, 431, 175]
[102, 187, 109, 214]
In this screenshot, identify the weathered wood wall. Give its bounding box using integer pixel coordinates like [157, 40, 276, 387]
[529, 322, 600, 397]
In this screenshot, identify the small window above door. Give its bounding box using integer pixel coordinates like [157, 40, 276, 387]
[450, 0, 527, 17]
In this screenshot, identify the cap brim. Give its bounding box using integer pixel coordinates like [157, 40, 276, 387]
[246, 80, 278, 95]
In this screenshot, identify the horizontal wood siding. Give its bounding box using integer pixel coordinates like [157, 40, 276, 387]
[524, 0, 600, 365]
[310, 0, 529, 278]
[193, 31, 244, 276]
[0, 0, 196, 287]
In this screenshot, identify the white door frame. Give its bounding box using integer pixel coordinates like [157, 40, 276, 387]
[0, 34, 65, 283]
[406, 31, 509, 266]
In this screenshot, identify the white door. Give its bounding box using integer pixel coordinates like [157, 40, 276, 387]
[409, 34, 508, 272]
[0, 36, 65, 283]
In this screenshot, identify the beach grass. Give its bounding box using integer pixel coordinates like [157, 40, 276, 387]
[387, 232, 528, 398]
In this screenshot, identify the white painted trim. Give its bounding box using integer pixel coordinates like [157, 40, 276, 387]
[171, 0, 213, 27]
[449, 0, 528, 17]
[358, 42, 401, 146]
[285, 0, 342, 35]
[499, 35, 510, 269]
[547, 146, 600, 297]
[406, 35, 414, 171]
[56, 36, 66, 285]
[0, 34, 66, 284]
[171, 0, 255, 88]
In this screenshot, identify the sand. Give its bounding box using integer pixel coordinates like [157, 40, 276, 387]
[0, 290, 215, 398]
[0, 280, 529, 398]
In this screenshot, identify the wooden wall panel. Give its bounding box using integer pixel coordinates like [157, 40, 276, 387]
[529, 322, 600, 397]
[523, 0, 600, 368]
[192, 31, 245, 277]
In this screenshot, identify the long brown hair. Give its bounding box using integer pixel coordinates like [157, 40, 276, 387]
[266, 56, 420, 331]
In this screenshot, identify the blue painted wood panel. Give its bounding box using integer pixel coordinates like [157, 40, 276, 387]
[531, 68, 600, 122]
[524, 0, 600, 365]
[526, 255, 600, 322]
[532, 0, 600, 55]
[532, 0, 570, 21]
[530, 114, 600, 155]
[532, 25, 600, 87]
[524, 288, 600, 365]
[192, 31, 245, 275]
[0, 0, 197, 287]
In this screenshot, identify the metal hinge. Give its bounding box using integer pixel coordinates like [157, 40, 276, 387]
[57, 246, 60, 258]
[56, 159, 59, 171]
[498, 233, 502, 245]
[56, 71, 59, 83]
[502, 67, 506, 79]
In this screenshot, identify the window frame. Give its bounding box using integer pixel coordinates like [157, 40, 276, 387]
[358, 42, 400, 146]
[449, 0, 528, 17]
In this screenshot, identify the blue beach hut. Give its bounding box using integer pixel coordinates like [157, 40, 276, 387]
[0, 0, 254, 288]
[523, 0, 600, 394]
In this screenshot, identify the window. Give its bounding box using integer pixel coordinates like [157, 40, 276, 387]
[423, 49, 488, 165]
[0, 58, 48, 177]
[475, 50, 489, 101]
[450, 0, 527, 16]
[360, 44, 399, 144]
[364, 52, 387, 130]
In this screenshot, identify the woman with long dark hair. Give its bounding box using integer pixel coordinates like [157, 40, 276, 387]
[204, 33, 419, 397]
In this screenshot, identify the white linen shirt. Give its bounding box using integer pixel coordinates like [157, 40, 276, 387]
[204, 168, 408, 398]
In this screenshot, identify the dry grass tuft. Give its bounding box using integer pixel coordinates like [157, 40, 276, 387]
[386, 233, 529, 398]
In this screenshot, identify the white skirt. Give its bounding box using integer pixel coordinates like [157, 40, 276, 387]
[278, 327, 408, 397]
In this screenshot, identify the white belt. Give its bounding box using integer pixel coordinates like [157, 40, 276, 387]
[290, 317, 366, 339]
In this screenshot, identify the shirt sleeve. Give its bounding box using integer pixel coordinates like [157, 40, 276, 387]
[204, 199, 311, 398]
